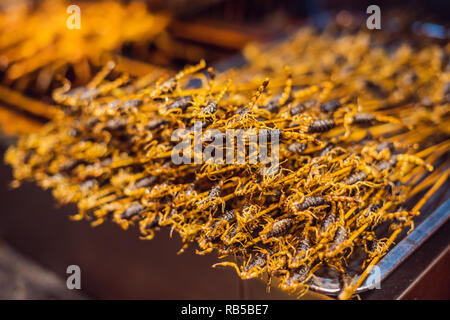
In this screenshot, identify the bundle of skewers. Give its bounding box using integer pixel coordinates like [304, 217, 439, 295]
[0, 0, 170, 94]
[5, 26, 450, 299]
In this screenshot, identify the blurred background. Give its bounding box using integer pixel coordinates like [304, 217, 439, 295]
[0, 0, 448, 300]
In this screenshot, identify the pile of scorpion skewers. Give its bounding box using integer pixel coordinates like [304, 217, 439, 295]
[0, 0, 169, 93]
[5, 26, 450, 299]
